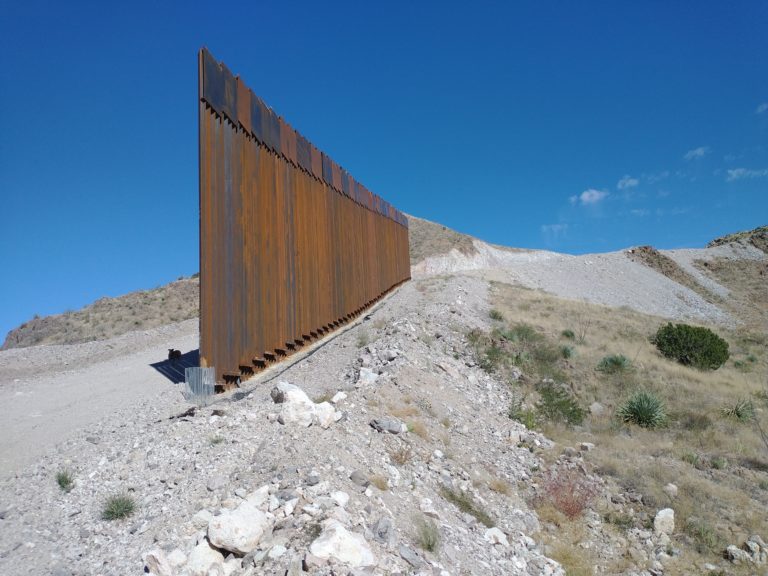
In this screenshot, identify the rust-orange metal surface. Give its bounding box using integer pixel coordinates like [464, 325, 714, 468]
[199, 49, 410, 385]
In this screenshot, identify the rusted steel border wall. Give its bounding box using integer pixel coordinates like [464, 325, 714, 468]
[198, 49, 410, 385]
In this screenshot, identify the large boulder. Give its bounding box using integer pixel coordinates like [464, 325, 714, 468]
[309, 520, 376, 567]
[208, 501, 272, 554]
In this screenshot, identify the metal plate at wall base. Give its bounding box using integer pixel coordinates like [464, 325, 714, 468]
[184, 367, 216, 406]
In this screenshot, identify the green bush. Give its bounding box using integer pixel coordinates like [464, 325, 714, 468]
[596, 354, 632, 374]
[102, 494, 136, 520]
[561, 329, 575, 340]
[560, 345, 574, 359]
[537, 382, 585, 425]
[653, 323, 729, 370]
[618, 390, 666, 428]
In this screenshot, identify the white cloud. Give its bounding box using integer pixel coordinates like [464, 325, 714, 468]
[630, 208, 650, 217]
[645, 170, 670, 184]
[684, 146, 710, 160]
[541, 223, 568, 240]
[572, 189, 609, 205]
[757, 102, 768, 114]
[617, 175, 639, 190]
[726, 168, 768, 181]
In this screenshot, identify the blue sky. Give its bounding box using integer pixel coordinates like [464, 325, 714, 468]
[1, 1, 766, 340]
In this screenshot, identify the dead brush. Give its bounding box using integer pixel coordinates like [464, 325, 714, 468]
[388, 444, 413, 466]
[535, 468, 600, 520]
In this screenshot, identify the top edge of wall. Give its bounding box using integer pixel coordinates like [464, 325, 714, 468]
[198, 48, 408, 229]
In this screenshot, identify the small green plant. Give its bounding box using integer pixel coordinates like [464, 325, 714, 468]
[759, 480, 768, 490]
[537, 382, 585, 426]
[653, 323, 729, 370]
[503, 323, 542, 344]
[489, 309, 504, 321]
[561, 329, 575, 340]
[102, 494, 136, 520]
[440, 487, 494, 527]
[356, 329, 370, 348]
[685, 518, 721, 553]
[710, 456, 727, 470]
[560, 345, 573, 359]
[617, 390, 666, 428]
[596, 354, 632, 374]
[209, 435, 225, 445]
[721, 399, 755, 422]
[56, 470, 74, 493]
[414, 515, 441, 552]
[681, 451, 700, 467]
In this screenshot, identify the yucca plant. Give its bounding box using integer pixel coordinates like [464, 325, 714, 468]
[721, 399, 755, 422]
[618, 390, 666, 428]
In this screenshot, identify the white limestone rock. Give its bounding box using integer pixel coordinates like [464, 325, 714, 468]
[208, 501, 272, 554]
[309, 520, 376, 567]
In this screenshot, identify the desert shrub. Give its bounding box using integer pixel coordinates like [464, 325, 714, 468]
[560, 345, 574, 359]
[502, 323, 542, 344]
[440, 487, 494, 527]
[561, 329, 575, 340]
[653, 323, 729, 370]
[537, 382, 585, 425]
[56, 470, 74, 493]
[721, 398, 755, 422]
[102, 494, 136, 520]
[489, 309, 504, 321]
[685, 518, 721, 553]
[479, 342, 506, 373]
[596, 354, 632, 374]
[413, 515, 441, 552]
[536, 468, 599, 519]
[618, 390, 666, 428]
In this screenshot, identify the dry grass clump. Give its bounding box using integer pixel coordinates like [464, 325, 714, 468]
[407, 419, 430, 440]
[488, 477, 512, 495]
[388, 444, 413, 466]
[370, 474, 389, 491]
[413, 514, 441, 552]
[440, 486, 494, 527]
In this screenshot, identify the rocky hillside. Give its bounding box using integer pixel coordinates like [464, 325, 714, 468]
[1, 277, 199, 350]
[1, 223, 767, 576]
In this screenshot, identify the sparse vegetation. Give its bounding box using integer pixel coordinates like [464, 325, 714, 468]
[413, 515, 441, 552]
[209, 435, 225, 445]
[596, 354, 632, 374]
[535, 468, 599, 520]
[440, 486, 494, 527]
[489, 308, 504, 321]
[488, 279, 768, 571]
[617, 390, 666, 428]
[102, 494, 136, 520]
[370, 474, 389, 491]
[653, 322, 729, 370]
[561, 329, 575, 340]
[388, 444, 413, 466]
[537, 382, 585, 426]
[56, 470, 74, 492]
